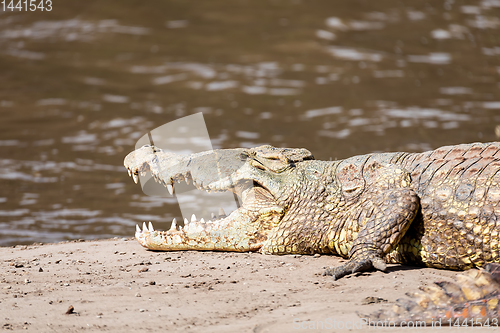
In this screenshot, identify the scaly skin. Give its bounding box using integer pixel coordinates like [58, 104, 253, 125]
[361, 263, 500, 325]
[124, 142, 500, 281]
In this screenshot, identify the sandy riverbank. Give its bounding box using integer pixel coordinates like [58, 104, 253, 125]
[0, 238, 463, 332]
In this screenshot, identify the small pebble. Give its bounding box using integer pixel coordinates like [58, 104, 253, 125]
[65, 305, 75, 315]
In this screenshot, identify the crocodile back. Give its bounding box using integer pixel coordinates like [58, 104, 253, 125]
[401, 142, 500, 195]
[391, 142, 500, 268]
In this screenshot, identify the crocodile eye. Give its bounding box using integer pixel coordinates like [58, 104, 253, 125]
[250, 160, 266, 171]
[254, 164, 266, 171]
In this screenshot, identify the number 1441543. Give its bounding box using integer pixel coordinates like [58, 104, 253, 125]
[1, 0, 52, 11]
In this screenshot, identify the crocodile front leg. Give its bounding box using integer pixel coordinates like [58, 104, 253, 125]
[324, 161, 419, 280]
[324, 188, 419, 279]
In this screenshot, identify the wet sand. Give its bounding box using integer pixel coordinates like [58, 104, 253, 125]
[0, 238, 467, 332]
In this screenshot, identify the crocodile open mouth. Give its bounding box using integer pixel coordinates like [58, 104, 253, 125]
[125, 158, 281, 236]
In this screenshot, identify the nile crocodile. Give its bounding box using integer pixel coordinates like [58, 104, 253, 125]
[124, 142, 500, 282]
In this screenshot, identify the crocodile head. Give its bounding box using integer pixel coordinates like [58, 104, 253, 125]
[124, 144, 316, 251]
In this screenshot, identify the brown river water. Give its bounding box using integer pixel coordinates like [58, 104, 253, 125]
[0, 0, 500, 246]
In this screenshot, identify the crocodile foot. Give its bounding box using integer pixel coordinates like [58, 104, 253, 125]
[323, 256, 387, 280]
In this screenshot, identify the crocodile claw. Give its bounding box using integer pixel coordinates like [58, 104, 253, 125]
[323, 256, 387, 280]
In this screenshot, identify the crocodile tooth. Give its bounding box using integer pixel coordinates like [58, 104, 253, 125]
[184, 218, 189, 225]
[219, 179, 232, 190]
[200, 218, 205, 223]
[148, 221, 154, 231]
[185, 177, 190, 185]
[211, 213, 216, 219]
[128, 169, 132, 177]
[219, 208, 226, 216]
[142, 222, 148, 232]
[167, 184, 174, 195]
[170, 218, 177, 231]
[191, 214, 197, 223]
[135, 224, 141, 233]
[133, 173, 139, 184]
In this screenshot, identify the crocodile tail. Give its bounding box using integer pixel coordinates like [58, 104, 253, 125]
[360, 263, 500, 326]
